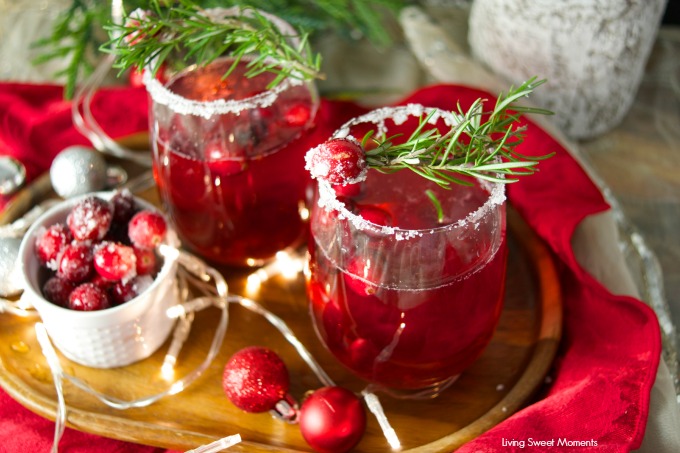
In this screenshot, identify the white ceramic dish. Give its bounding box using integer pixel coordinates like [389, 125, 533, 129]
[18, 192, 179, 368]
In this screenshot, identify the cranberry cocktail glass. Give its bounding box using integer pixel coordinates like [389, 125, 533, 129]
[305, 106, 508, 397]
[145, 10, 318, 267]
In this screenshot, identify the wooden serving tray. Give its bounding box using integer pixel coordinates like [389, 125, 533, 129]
[0, 172, 562, 452]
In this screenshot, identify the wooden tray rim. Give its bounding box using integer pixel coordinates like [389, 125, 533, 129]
[0, 172, 563, 452]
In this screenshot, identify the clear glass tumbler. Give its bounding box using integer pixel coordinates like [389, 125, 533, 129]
[146, 10, 318, 267]
[306, 105, 508, 396]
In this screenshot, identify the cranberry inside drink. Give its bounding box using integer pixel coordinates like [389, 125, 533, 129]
[150, 58, 317, 266]
[307, 169, 507, 391]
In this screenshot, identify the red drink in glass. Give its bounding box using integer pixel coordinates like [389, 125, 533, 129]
[306, 107, 507, 394]
[149, 58, 318, 266]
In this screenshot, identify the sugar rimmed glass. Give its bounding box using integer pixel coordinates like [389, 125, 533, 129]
[146, 8, 319, 267]
[305, 105, 508, 397]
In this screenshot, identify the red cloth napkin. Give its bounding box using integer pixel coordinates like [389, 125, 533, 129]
[0, 82, 660, 452]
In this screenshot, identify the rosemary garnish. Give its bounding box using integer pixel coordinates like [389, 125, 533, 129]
[101, 1, 323, 87]
[425, 189, 445, 223]
[32, 0, 406, 98]
[362, 77, 555, 187]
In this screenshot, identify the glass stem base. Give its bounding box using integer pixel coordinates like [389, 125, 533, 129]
[367, 374, 460, 400]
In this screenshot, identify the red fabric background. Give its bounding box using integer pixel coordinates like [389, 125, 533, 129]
[0, 82, 661, 452]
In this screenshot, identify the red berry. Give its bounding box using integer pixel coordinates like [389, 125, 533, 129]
[251, 107, 274, 122]
[344, 258, 377, 297]
[57, 243, 94, 283]
[128, 67, 145, 88]
[205, 140, 247, 177]
[111, 275, 153, 305]
[283, 102, 311, 127]
[333, 182, 362, 198]
[93, 241, 137, 282]
[35, 223, 72, 269]
[222, 347, 289, 413]
[305, 138, 367, 185]
[123, 9, 153, 46]
[134, 247, 157, 275]
[42, 277, 75, 307]
[67, 196, 113, 242]
[127, 62, 169, 87]
[69, 282, 111, 311]
[354, 204, 393, 227]
[110, 189, 137, 225]
[90, 273, 114, 291]
[128, 210, 167, 249]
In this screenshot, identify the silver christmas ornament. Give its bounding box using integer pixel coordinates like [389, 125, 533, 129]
[50, 146, 108, 198]
[0, 200, 59, 297]
[0, 156, 26, 195]
[50, 146, 127, 198]
[0, 236, 22, 297]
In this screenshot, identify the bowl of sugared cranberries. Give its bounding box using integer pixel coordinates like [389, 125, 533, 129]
[18, 190, 180, 368]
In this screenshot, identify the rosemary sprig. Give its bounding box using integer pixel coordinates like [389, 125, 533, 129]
[32, 0, 405, 99]
[362, 78, 555, 187]
[425, 189, 444, 223]
[30, 0, 102, 99]
[101, 1, 323, 87]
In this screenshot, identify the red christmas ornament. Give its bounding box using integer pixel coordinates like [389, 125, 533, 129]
[299, 386, 366, 453]
[222, 346, 290, 413]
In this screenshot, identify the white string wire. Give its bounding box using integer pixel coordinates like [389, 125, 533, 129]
[70, 54, 152, 167]
[0, 299, 38, 317]
[229, 295, 334, 387]
[35, 323, 67, 453]
[67, 0, 152, 167]
[184, 434, 242, 453]
[29, 246, 399, 451]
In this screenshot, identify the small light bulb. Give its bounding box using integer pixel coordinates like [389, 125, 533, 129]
[246, 273, 262, 295]
[161, 359, 176, 381]
[298, 202, 310, 221]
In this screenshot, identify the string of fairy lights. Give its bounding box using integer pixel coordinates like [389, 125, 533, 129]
[4, 243, 400, 452]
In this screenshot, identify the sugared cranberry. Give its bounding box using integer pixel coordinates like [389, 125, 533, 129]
[67, 196, 113, 241]
[57, 243, 94, 283]
[128, 66, 145, 88]
[90, 273, 114, 291]
[110, 189, 137, 225]
[93, 241, 137, 282]
[128, 63, 169, 87]
[123, 8, 153, 46]
[111, 275, 153, 305]
[128, 210, 167, 249]
[283, 102, 311, 127]
[134, 247, 157, 275]
[69, 282, 111, 311]
[42, 277, 75, 307]
[35, 223, 72, 269]
[305, 138, 367, 185]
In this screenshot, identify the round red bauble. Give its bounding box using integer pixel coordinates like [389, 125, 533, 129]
[299, 386, 366, 453]
[222, 346, 290, 413]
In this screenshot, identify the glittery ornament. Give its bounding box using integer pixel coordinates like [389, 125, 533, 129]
[50, 146, 127, 198]
[0, 156, 26, 195]
[299, 386, 366, 453]
[222, 346, 290, 413]
[0, 236, 22, 297]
